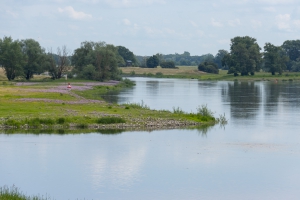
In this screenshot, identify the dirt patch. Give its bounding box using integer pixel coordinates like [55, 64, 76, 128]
[18, 98, 104, 104]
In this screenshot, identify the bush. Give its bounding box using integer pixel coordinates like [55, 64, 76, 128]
[96, 117, 126, 124]
[57, 117, 65, 124]
[198, 62, 219, 74]
[160, 61, 176, 68]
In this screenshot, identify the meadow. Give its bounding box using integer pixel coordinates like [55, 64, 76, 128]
[121, 66, 300, 81]
[0, 69, 218, 130]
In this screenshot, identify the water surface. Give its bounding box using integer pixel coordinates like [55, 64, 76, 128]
[1, 78, 300, 199]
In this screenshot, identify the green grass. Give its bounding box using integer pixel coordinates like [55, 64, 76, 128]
[0, 77, 217, 130]
[96, 116, 126, 124]
[0, 186, 51, 200]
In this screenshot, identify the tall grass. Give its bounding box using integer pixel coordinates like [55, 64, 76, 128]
[122, 100, 150, 109]
[0, 185, 51, 200]
[96, 116, 125, 124]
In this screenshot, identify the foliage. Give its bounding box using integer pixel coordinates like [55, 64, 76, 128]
[0, 185, 51, 200]
[198, 62, 219, 74]
[160, 61, 176, 68]
[197, 105, 214, 118]
[215, 49, 228, 69]
[96, 116, 126, 124]
[117, 46, 137, 66]
[263, 43, 288, 75]
[72, 41, 121, 81]
[281, 40, 300, 71]
[291, 60, 300, 72]
[223, 36, 262, 76]
[20, 39, 46, 80]
[146, 55, 159, 68]
[0, 36, 25, 80]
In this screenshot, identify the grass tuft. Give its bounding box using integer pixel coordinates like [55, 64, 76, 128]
[96, 117, 125, 124]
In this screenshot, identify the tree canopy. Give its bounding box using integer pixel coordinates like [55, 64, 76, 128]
[0, 36, 25, 80]
[198, 61, 219, 74]
[263, 43, 288, 75]
[146, 55, 159, 68]
[117, 46, 137, 66]
[224, 36, 262, 76]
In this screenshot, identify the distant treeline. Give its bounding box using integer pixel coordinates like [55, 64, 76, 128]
[136, 50, 226, 69]
[1, 35, 300, 81]
[0, 37, 137, 81]
[137, 37, 300, 76]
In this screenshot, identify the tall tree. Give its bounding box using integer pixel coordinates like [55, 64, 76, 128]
[72, 41, 121, 81]
[224, 36, 262, 76]
[263, 43, 288, 75]
[117, 46, 137, 66]
[281, 40, 300, 71]
[21, 39, 45, 80]
[56, 45, 71, 79]
[146, 55, 159, 68]
[0, 36, 25, 80]
[214, 49, 228, 69]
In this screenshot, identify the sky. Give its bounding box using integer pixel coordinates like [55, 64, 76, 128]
[1, 0, 300, 56]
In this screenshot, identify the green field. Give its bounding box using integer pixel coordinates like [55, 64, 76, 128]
[121, 66, 300, 81]
[0, 74, 219, 130]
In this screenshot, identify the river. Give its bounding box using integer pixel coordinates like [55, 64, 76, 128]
[1, 77, 300, 199]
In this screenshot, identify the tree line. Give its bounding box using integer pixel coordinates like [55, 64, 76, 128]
[2, 35, 300, 80]
[0, 36, 137, 81]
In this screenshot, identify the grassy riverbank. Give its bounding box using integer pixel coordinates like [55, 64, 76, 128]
[0, 77, 219, 130]
[121, 66, 300, 81]
[0, 186, 51, 200]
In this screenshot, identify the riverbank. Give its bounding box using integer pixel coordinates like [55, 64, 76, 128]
[121, 66, 300, 81]
[0, 79, 218, 131]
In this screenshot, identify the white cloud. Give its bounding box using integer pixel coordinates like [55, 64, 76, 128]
[190, 21, 198, 28]
[276, 14, 291, 31]
[228, 19, 241, 27]
[256, 0, 294, 4]
[211, 18, 223, 27]
[6, 10, 18, 18]
[251, 20, 262, 29]
[58, 6, 92, 20]
[122, 18, 131, 26]
[196, 30, 205, 37]
[218, 39, 230, 45]
[103, 0, 166, 8]
[263, 7, 276, 12]
[293, 20, 300, 27]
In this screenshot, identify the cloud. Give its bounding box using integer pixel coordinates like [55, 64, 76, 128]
[251, 20, 262, 29]
[228, 19, 241, 27]
[263, 7, 276, 12]
[103, 0, 166, 8]
[211, 18, 223, 27]
[6, 10, 18, 18]
[276, 14, 291, 31]
[256, 0, 295, 4]
[190, 21, 198, 28]
[218, 39, 230, 45]
[122, 18, 131, 26]
[58, 6, 92, 20]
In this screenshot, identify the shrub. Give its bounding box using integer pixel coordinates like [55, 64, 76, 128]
[57, 117, 65, 124]
[96, 117, 125, 124]
[198, 62, 219, 74]
[160, 61, 175, 68]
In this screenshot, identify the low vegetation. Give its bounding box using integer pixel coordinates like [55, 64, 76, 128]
[0, 185, 51, 200]
[0, 73, 219, 130]
[121, 66, 300, 81]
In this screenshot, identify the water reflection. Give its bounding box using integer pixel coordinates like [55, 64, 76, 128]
[222, 81, 261, 119]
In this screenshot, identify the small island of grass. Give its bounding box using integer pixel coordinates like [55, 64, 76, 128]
[0, 77, 221, 131]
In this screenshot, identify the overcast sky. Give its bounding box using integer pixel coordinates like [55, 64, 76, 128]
[1, 0, 300, 56]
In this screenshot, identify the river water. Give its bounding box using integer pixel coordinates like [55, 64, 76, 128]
[1, 77, 300, 199]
